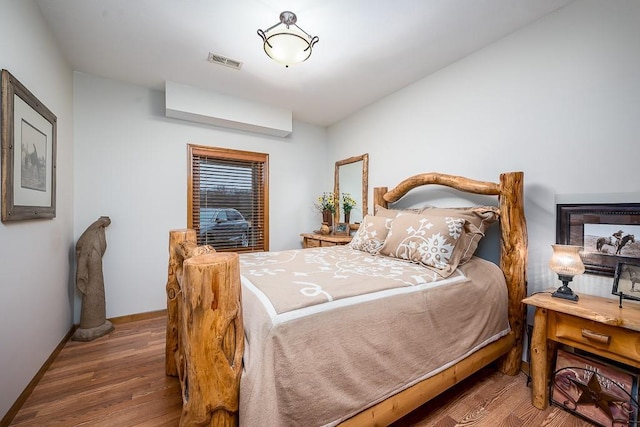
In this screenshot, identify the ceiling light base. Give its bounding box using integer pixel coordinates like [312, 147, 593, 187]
[279, 11, 297, 27]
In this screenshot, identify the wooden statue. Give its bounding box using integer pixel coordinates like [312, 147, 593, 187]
[72, 216, 114, 341]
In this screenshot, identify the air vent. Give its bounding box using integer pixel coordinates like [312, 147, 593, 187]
[207, 52, 242, 70]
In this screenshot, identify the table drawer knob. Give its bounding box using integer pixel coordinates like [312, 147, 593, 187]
[581, 329, 611, 344]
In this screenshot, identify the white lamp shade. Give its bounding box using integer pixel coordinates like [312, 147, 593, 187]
[262, 31, 313, 66]
[549, 244, 585, 276]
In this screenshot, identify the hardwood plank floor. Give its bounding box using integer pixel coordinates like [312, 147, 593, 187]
[8, 315, 595, 426]
[9, 316, 182, 427]
[392, 365, 596, 427]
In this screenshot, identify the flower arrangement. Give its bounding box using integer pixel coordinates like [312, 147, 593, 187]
[314, 192, 336, 213]
[341, 193, 357, 214]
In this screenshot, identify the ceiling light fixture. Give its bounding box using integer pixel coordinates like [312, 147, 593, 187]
[257, 11, 319, 68]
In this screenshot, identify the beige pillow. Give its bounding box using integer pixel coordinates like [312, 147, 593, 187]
[349, 215, 393, 254]
[376, 204, 499, 264]
[378, 212, 466, 277]
[374, 204, 427, 218]
[421, 206, 499, 264]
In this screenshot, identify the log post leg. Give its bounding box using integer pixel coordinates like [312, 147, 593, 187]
[530, 307, 550, 409]
[179, 253, 244, 427]
[166, 229, 196, 377]
[497, 171, 528, 376]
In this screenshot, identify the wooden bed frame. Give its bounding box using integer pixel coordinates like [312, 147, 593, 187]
[165, 171, 528, 427]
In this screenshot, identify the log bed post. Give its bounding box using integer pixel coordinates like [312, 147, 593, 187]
[166, 229, 196, 377]
[166, 230, 242, 426]
[496, 171, 528, 375]
[179, 253, 243, 426]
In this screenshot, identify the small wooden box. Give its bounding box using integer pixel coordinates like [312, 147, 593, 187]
[551, 349, 638, 427]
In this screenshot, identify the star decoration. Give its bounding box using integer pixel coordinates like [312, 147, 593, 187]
[568, 373, 624, 421]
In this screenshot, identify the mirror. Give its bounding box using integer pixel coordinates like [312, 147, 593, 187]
[334, 154, 369, 225]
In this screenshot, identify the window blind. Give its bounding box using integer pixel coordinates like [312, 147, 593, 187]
[188, 145, 269, 252]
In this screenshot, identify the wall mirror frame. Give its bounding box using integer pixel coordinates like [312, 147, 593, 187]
[334, 153, 369, 226]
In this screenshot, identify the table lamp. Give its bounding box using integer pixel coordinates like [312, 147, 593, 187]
[549, 244, 585, 301]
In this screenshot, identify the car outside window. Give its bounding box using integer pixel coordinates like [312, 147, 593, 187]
[227, 209, 242, 221]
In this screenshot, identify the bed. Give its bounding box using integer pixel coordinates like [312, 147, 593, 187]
[165, 171, 528, 427]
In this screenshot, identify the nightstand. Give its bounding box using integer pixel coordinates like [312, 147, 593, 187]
[300, 233, 352, 248]
[522, 291, 640, 409]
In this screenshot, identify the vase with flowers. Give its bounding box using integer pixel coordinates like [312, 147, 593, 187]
[341, 193, 357, 224]
[314, 192, 336, 226]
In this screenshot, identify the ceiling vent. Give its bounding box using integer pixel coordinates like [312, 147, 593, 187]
[207, 52, 242, 70]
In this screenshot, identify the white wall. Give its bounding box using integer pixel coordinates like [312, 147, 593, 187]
[73, 72, 327, 319]
[328, 0, 640, 299]
[0, 0, 74, 419]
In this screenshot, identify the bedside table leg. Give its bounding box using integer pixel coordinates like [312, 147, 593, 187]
[530, 307, 549, 409]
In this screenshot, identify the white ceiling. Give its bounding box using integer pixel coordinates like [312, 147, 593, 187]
[35, 0, 574, 127]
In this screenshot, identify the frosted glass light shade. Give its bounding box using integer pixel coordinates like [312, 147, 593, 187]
[258, 11, 319, 67]
[549, 244, 585, 277]
[263, 30, 312, 65]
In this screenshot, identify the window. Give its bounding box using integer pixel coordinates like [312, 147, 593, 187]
[188, 145, 269, 252]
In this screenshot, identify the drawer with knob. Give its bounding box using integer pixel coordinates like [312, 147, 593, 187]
[548, 311, 640, 368]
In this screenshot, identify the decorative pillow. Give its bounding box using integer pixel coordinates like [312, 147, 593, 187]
[349, 215, 393, 254]
[421, 206, 499, 264]
[374, 204, 427, 218]
[376, 204, 499, 264]
[378, 212, 466, 277]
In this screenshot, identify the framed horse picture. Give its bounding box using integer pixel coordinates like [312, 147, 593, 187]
[612, 260, 640, 307]
[557, 203, 640, 276]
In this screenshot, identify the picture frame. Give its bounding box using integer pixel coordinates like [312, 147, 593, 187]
[612, 260, 640, 305]
[333, 222, 349, 235]
[1, 69, 57, 222]
[556, 203, 640, 276]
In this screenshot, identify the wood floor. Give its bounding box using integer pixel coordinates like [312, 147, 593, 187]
[8, 315, 595, 426]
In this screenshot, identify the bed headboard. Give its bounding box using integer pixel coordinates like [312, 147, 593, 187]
[373, 171, 528, 373]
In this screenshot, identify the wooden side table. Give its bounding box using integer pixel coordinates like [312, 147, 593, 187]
[522, 291, 640, 409]
[300, 233, 352, 248]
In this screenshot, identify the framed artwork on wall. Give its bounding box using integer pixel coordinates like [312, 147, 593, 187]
[1, 69, 57, 222]
[556, 203, 640, 276]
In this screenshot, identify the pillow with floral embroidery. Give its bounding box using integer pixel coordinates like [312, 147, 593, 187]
[378, 212, 466, 277]
[376, 204, 499, 265]
[420, 206, 499, 264]
[348, 215, 393, 254]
